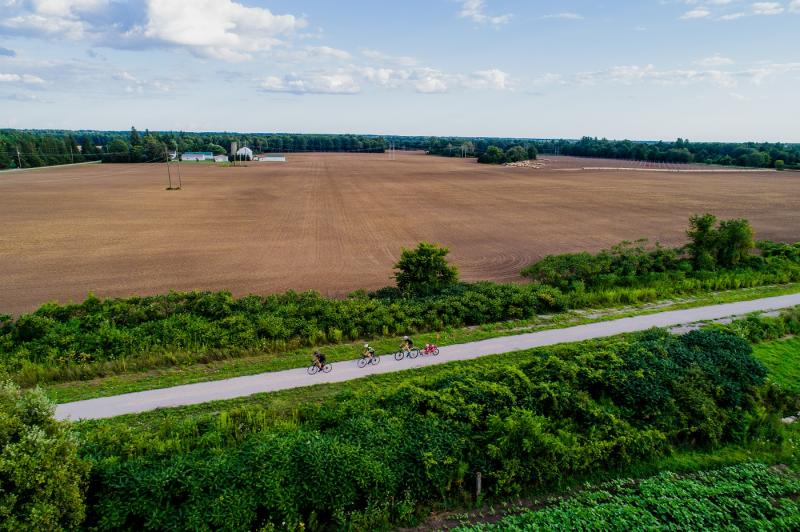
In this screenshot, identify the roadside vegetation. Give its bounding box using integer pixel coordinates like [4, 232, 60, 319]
[753, 337, 800, 395]
[3, 307, 799, 529]
[1, 215, 799, 391]
[39, 316, 800, 528]
[454, 463, 800, 531]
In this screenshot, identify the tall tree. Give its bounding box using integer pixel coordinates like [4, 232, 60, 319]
[130, 126, 141, 146]
[394, 242, 459, 297]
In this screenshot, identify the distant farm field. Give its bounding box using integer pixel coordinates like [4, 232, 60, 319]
[1, 152, 799, 315]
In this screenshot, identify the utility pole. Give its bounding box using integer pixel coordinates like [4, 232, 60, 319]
[176, 152, 183, 189]
[16, 147, 22, 169]
[69, 145, 74, 164]
[165, 147, 174, 189]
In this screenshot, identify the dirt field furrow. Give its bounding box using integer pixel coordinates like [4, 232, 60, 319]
[1, 152, 798, 315]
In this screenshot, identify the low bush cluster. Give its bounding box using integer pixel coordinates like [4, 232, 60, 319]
[0, 283, 551, 382]
[0, 382, 89, 531]
[522, 236, 800, 292]
[456, 463, 800, 531]
[75, 329, 793, 530]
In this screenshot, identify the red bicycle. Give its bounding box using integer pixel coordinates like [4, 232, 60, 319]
[420, 344, 440, 356]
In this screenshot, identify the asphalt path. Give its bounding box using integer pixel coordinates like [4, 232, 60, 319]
[55, 293, 800, 421]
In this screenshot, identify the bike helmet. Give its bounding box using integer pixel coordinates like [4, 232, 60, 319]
[403, 336, 409, 340]
[364, 343, 369, 348]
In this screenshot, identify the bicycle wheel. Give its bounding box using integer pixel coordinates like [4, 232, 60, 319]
[433, 348, 440, 356]
[358, 358, 367, 368]
[371, 356, 380, 365]
[323, 364, 332, 373]
[307, 365, 319, 375]
[409, 348, 420, 359]
[394, 351, 404, 361]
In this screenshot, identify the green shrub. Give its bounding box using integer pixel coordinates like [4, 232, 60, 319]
[0, 382, 90, 531]
[77, 329, 786, 530]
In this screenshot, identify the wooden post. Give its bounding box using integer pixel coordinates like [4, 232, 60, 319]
[476, 472, 482, 499]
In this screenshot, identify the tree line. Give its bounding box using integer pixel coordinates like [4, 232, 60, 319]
[2, 128, 798, 169]
[0, 128, 390, 168]
[550, 136, 799, 170]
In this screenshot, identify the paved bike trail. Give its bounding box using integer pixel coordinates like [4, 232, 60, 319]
[55, 293, 800, 421]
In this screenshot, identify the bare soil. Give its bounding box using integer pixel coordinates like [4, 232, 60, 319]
[1, 152, 798, 315]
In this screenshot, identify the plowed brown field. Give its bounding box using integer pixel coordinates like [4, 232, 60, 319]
[1, 152, 798, 315]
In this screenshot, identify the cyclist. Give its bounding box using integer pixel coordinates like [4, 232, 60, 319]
[401, 335, 414, 354]
[362, 343, 376, 361]
[312, 350, 326, 370]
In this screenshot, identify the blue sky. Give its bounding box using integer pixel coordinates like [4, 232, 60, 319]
[1, 0, 799, 141]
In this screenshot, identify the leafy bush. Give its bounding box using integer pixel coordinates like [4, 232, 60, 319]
[523, 215, 799, 290]
[76, 329, 788, 530]
[394, 242, 459, 297]
[0, 382, 89, 531]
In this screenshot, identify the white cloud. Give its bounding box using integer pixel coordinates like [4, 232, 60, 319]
[113, 70, 137, 82]
[541, 13, 584, 20]
[260, 71, 360, 95]
[1, 0, 306, 62]
[1, 0, 109, 39]
[261, 64, 513, 96]
[465, 69, 511, 90]
[791, 0, 800, 13]
[529, 60, 800, 91]
[305, 46, 351, 60]
[0, 72, 45, 84]
[413, 72, 449, 93]
[695, 54, 735, 67]
[752, 2, 784, 15]
[458, 0, 512, 26]
[362, 50, 419, 67]
[143, 0, 306, 61]
[681, 8, 711, 19]
[719, 12, 747, 20]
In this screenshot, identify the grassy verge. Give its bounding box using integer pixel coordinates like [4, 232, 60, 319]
[47, 283, 800, 403]
[753, 336, 800, 395]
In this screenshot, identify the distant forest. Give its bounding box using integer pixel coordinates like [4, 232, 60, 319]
[1, 128, 798, 170]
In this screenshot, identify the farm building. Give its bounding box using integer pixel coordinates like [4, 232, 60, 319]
[182, 152, 214, 161]
[256, 153, 287, 162]
[236, 147, 254, 160]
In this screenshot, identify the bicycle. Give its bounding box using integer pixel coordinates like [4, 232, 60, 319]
[358, 353, 381, 368]
[420, 344, 440, 356]
[394, 346, 420, 361]
[308, 361, 332, 375]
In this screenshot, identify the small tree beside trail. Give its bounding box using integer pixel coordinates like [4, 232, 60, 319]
[0, 382, 89, 531]
[687, 214, 755, 270]
[394, 242, 459, 297]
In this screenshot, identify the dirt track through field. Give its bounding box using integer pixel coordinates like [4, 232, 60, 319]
[1, 152, 799, 315]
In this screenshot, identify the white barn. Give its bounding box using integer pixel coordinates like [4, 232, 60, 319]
[236, 147, 254, 159]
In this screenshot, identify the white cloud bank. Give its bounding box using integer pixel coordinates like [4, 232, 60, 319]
[0, 72, 45, 84]
[0, 0, 306, 61]
[458, 0, 512, 26]
[260, 66, 514, 95]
